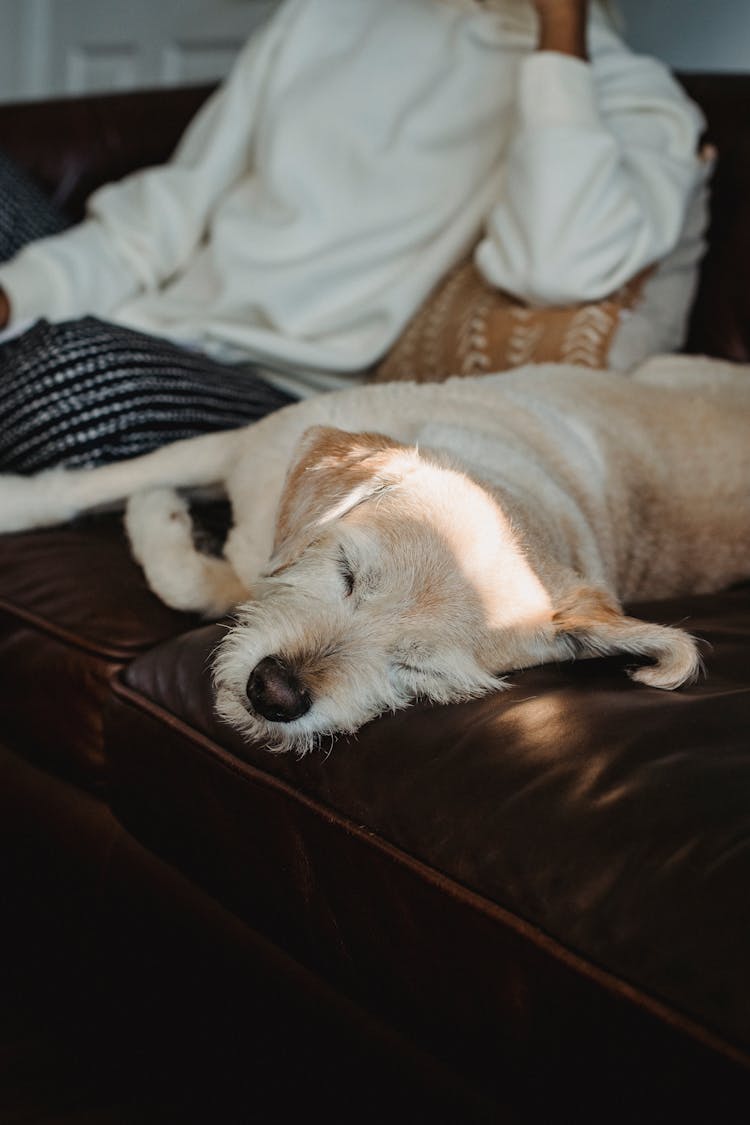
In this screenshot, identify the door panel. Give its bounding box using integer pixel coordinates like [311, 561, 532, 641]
[0, 0, 278, 103]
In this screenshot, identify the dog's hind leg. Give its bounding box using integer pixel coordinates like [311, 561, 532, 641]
[0, 428, 247, 534]
[125, 488, 249, 617]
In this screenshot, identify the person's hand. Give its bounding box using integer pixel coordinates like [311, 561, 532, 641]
[532, 0, 589, 60]
[0, 288, 9, 329]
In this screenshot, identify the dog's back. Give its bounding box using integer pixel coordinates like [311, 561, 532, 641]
[425, 360, 750, 601]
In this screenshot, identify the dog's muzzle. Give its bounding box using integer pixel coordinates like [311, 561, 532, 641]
[246, 656, 312, 723]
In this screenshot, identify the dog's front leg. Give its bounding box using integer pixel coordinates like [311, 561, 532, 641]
[125, 488, 249, 617]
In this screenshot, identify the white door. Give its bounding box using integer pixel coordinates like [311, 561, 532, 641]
[0, 0, 279, 103]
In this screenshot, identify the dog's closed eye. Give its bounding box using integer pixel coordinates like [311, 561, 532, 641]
[337, 548, 356, 597]
[336, 547, 382, 600]
[394, 660, 452, 680]
[394, 660, 429, 677]
[391, 641, 446, 681]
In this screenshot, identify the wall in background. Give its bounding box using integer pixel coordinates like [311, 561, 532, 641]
[0, 1, 747, 105]
[617, 0, 750, 72]
[0, 0, 277, 103]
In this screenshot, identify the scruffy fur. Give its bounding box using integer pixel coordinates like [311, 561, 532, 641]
[1, 355, 749, 753]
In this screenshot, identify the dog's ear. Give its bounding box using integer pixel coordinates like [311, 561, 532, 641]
[553, 585, 701, 689]
[269, 426, 409, 572]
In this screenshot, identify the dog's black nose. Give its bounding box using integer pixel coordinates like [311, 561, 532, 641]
[246, 656, 311, 723]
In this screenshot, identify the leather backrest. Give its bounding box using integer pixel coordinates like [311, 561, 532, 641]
[0, 84, 214, 220]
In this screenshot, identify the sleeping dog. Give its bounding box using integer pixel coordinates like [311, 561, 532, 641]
[1, 355, 748, 753]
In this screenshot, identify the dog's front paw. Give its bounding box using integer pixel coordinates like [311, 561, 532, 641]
[125, 487, 191, 564]
[124, 487, 248, 616]
[0, 470, 77, 533]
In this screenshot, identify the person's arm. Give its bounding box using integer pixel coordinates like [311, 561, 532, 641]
[535, 0, 588, 59]
[0, 3, 292, 327]
[475, 0, 706, 306]
[0, 288, 9, 329]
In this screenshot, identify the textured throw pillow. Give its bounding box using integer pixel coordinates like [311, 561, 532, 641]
[373, 255, 650, 383]
[0, 317, 295, 472]
[0, 149, 70, 263]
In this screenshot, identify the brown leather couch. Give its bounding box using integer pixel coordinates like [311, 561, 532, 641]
[1, 76, 750, 1123]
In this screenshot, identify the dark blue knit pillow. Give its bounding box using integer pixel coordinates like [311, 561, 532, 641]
[0, 149, 69, 263]
[0, 317, 295, 472]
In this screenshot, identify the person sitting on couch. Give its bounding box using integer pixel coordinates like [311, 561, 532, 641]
[0, 0, 711, 473]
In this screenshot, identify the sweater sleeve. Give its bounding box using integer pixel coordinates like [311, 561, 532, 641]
[475, 47, 706, 306]
[0, 4, 289, 324]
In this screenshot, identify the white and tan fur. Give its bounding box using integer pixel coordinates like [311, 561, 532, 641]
[1, 355, 749, 753]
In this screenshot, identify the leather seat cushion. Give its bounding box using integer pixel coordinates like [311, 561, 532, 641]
[106, 582, 750, 1106]
[0, 515, 197, 786]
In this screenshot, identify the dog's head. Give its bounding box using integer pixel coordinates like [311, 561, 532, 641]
[214, 426, 700, 753]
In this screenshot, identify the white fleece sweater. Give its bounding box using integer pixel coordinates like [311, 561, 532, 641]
[0, 0, 710, 395]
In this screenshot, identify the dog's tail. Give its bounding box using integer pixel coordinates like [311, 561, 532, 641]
[0, 427, 247, 534]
